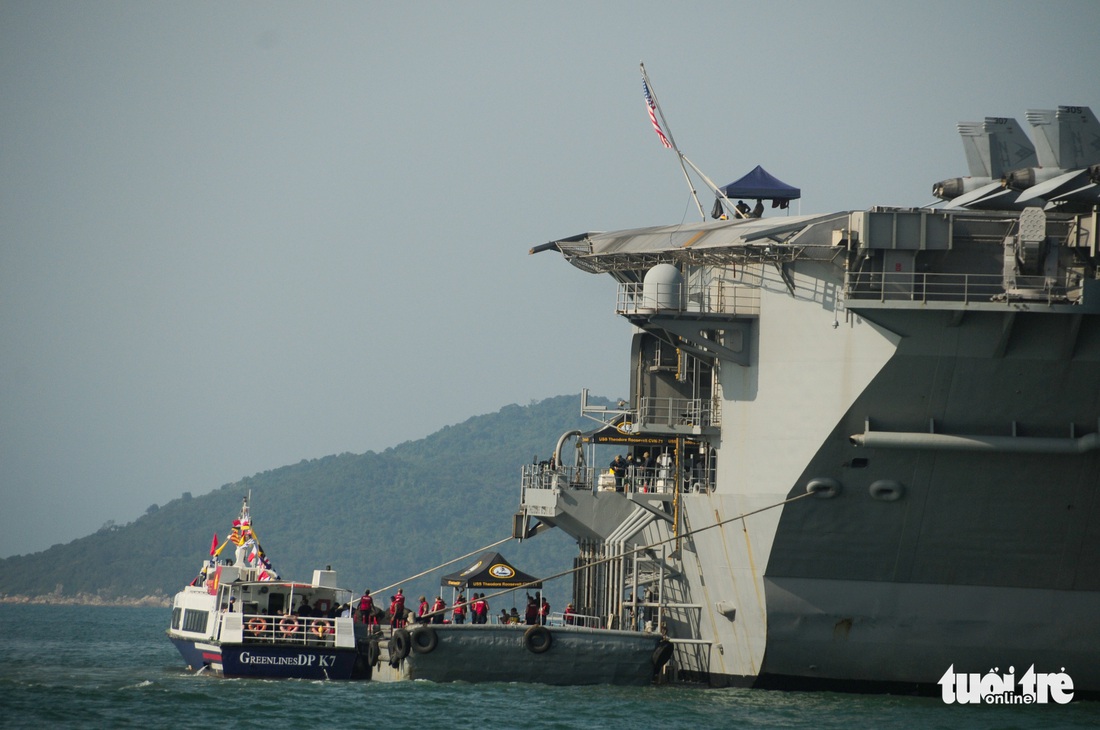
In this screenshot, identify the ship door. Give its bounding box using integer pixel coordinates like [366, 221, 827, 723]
[268, 592, 285, 615]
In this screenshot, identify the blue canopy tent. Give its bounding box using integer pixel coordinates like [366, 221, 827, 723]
[713, 165, 800, 218]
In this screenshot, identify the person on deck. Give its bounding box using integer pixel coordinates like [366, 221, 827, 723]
[539, 597, 550, 625]
[610, 455, 627, 491]
[473, 593, 489, 624]
[452, 594, 467, 624]
[525, 595, 538, 625]
[390, 589, 406, 629]
[357, 589, 375, 626]
[417, 595, 429, 624]
[564, 603, 576, 626]
[431, 596, 446, 624]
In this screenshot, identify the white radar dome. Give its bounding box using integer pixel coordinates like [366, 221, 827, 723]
[641, 263, 683, 310]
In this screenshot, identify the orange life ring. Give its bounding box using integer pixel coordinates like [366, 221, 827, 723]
[247, 617, 268, 634]
[279, 616, 300, 636]
[312, 619, 332, 638]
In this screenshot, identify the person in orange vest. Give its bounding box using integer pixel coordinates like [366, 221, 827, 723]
[452, 594, 467, 624]
[564, 602, 576, 626]
[389, 589, 406, 629]
[431, 596, 446, 624]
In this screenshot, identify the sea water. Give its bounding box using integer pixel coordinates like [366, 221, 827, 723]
[0, 604, 1095, 729]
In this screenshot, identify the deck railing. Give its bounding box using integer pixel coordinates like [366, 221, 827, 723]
[616, 281, 760, 316]
[521, 462, 713, 496]
[231, 612, 340, 646]
[636, 396, 718, 429]
[845, 270, 1078, 304]
[548, 611, 603, 629]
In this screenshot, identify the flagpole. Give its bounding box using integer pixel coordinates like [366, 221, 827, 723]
[640, 62, 706, 221]
[679, 153, 727, 201]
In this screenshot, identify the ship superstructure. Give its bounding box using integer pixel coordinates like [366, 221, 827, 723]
[521, 200, 1100, 693]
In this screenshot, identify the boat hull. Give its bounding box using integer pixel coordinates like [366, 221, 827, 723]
[382, 624, 665, 686]
[169, 635, 362, 680]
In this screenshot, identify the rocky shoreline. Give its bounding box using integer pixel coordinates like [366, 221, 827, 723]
[0, 592, 170, 607]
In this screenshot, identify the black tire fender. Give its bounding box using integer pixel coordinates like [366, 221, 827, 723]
[367, 638, 381, 666]
[389, 628, 411, 663]
[652, 639, 673, 670]
[353, 642, 374, 680]
[411, 626, 438, 654]
[523, 625, 552, 654]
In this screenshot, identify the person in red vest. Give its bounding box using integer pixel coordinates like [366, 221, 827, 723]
[357, 589, 375, 626]
[389, 589, 406, 629]
[452, 594, 467, 624]
[564, 602, 576, 626]
[539, 597, 550, 625]
[431, 596, 446, 624]
[524, 594, 538, 625]
[416, 595, 429, 624]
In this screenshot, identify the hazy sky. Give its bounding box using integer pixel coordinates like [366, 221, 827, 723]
[2, 1, 1097, 558]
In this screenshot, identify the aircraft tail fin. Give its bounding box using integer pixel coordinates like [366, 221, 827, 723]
[1026, 106, 1100, 170]
[956, 122, 990, 178]
[981, 117, 1037, 178]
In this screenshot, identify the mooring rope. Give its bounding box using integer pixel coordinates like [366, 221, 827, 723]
[411, 489, 814, 621]
[370, 534, 514, 598]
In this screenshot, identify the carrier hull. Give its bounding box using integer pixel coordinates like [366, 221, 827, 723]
[524, 204, 1100, 695]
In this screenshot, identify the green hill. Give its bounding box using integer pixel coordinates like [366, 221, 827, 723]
[0, 394, 607, 611]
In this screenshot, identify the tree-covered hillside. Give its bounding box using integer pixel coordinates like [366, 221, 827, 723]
[0, 395, 606, 610]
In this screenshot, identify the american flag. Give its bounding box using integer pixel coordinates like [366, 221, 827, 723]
[642, 79, 672, 149]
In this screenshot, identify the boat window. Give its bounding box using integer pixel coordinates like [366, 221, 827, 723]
[171, 607, 182, 630]
[182, 609, 209, 633]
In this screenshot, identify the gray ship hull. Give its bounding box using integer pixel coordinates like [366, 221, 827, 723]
[524, 205, 1100, 696]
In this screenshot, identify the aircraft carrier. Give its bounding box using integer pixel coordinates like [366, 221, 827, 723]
[518, 106, 1100, 695]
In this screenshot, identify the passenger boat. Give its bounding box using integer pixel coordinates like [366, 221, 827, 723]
[166, 500, 667, 685]
[166, 497, 369, 679]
